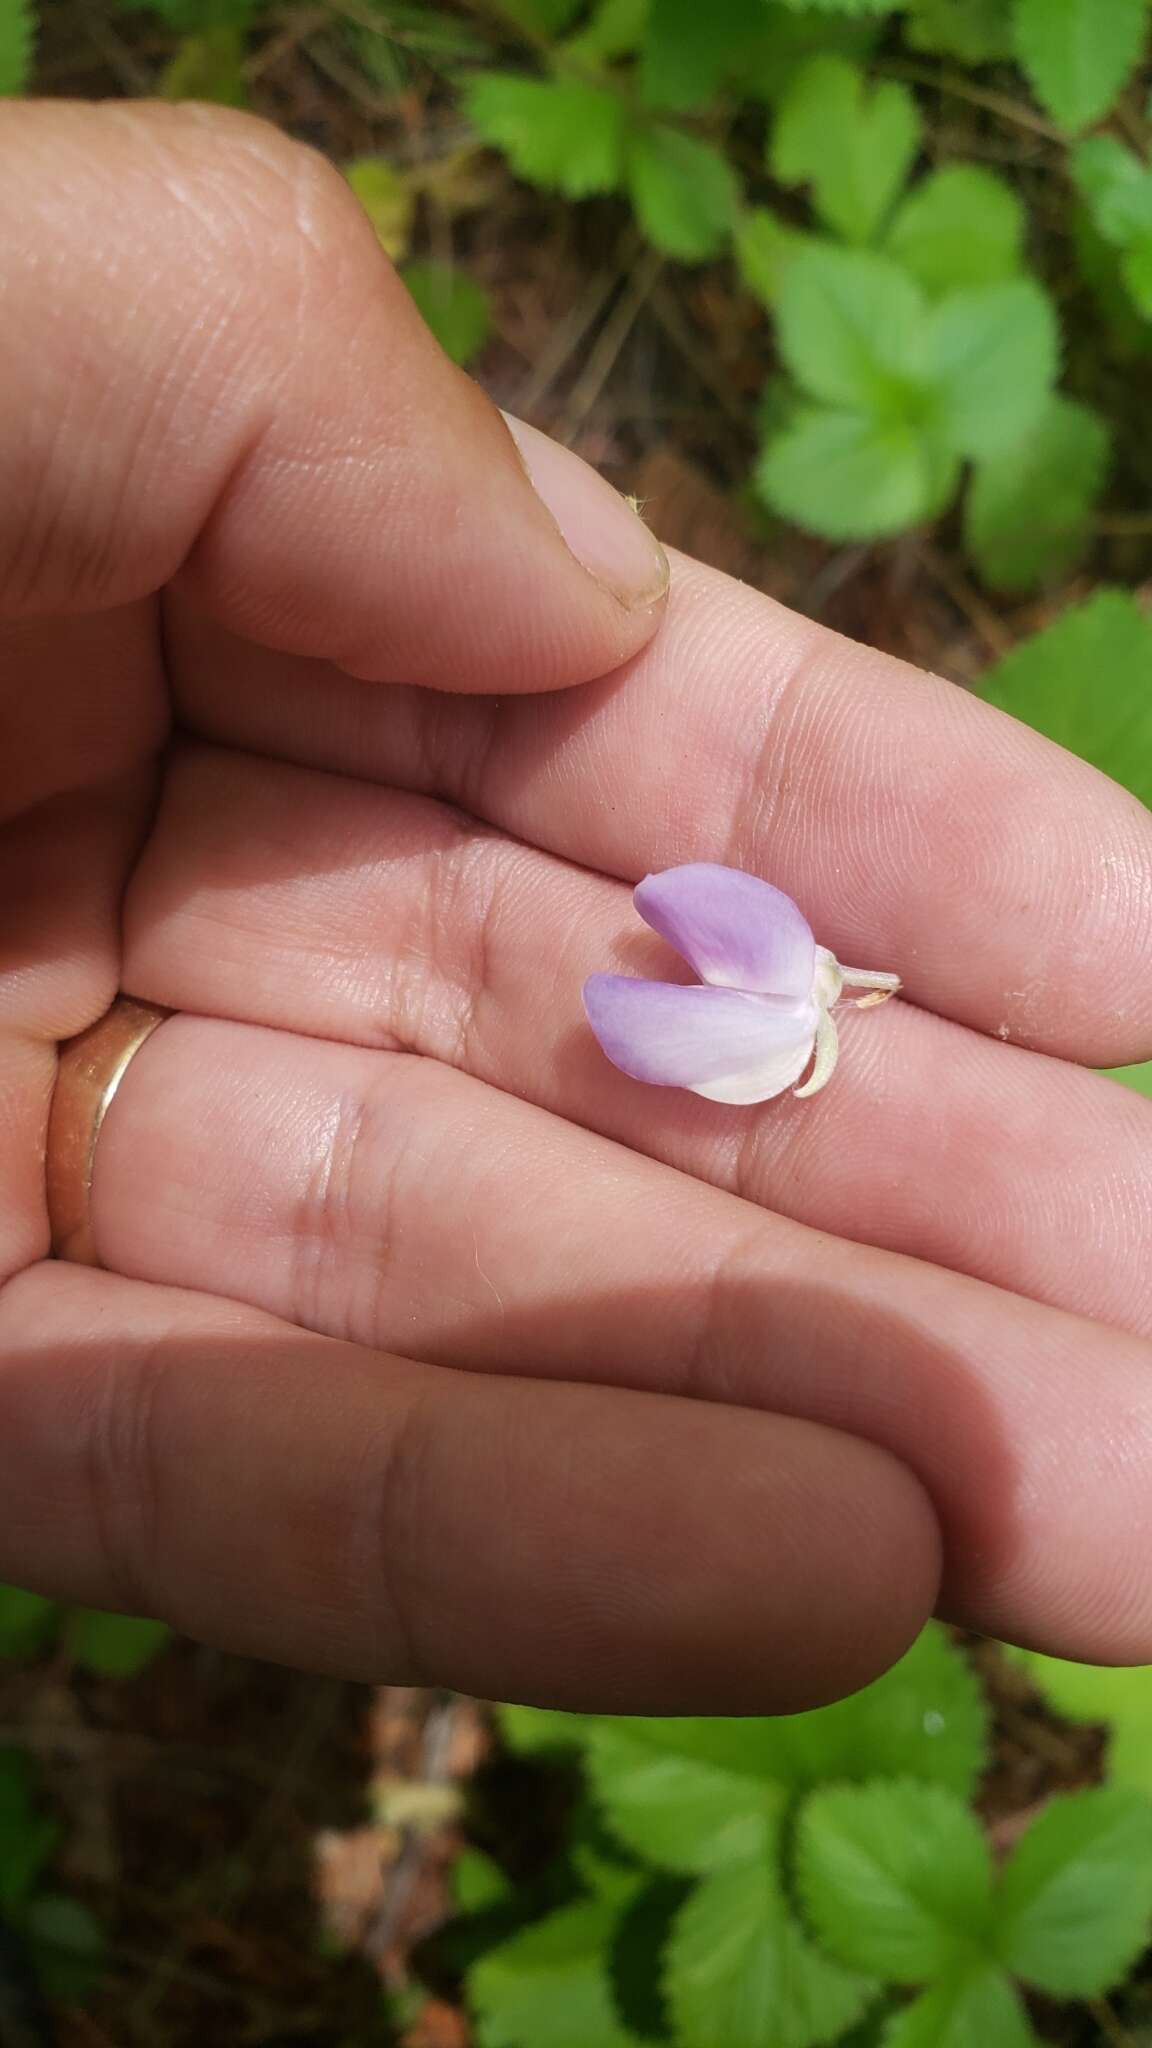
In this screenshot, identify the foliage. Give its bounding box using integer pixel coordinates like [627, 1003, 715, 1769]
[452, 1629, 1152, 2046]
[401, 260, 493, 364]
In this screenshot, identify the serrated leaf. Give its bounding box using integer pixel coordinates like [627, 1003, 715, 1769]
[466, 73, 626, 199]
[980, 589, 1152, 808]
[0, 1584, 58, 1663]
[996, 1785, 1152, 1995]
[471, 1894, 647, 2048]
[402, 262, 491, 366]
[1072, 135, 1152, 247]
[775, 244, 929, 409]
[771, 55, 920, 243]
[796, 1781, 994, 1981]
[742, 9, 884, 101]
[880, 1967, 1036, 2048]
[903, 0, 1016, 62]
[0, 0, 33, 93]
[965, 393, 1109, 591]
[927, 277, 1058, 458]
[61, 1608, 170, 1678]
[344, 158, 414, 262]
[586, 1724, 787, 1873]
[1013, 0, 1149, 131]
[665, 1856, 875, 2048]
[640, 0, 755, 110]
[757, 405, 953, 540]
[626, 125, 738, 261]
[734, 207, 811, 306]
[886, 167, 1025, 297]
[564, 0, 648, 63]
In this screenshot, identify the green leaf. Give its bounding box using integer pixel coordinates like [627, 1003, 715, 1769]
[666, 1855, 875, 2048]
[24, 1894, 105, 2002]
[454, 1849, 514, 1914]
[158, 24, 247, 105]
[996, 1786, 1152, 1995]
[880, 1967, 1036, 2048]
[1122, 237, 1152, 316]
[796, 1782, 994, 1981]
[903, 0, 1016, 62]
[640, 0, 755, 110]
[742, 9, 884, 101]
[757, 405, 953, 540]
[1110, 1062, 1152, 1098]
[774, 244, 929, 409]
[776, 1627, 989, 1796]
[466, 73, 626, 199]
[980, 589, 1152, 808]
[471, 1894, 647, 2048]
[0, 1750, 59, 1913]
[498, 0, 583, 32]
[927, 278, 1058, 458]
[626, 125, 738, 261]
[564, 0, 649, 63]
[734, 207, 811, 307]
[0, 1584, 58, 1663]
[886, 167, 1025, 297]
[62, 1608, 171, 1678]
[965, 394, 1109, 591]
[771, 56, 920, 244]
[344, 157, 414, 262]
[401, 262, 491, 367]
[587, 1724, 786, 1873]
[1072, 135, 1152, 247]
[1016, 1649, 1152, 1794]
[497, 1704, 591, 1754]
[1013, 0, 1150, 131]
[0, 0, 33, 93]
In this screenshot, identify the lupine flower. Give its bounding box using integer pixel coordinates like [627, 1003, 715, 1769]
[583, 863, 899, 1105]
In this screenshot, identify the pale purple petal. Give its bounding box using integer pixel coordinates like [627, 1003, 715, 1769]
[583, 975, 817, 1105]
[633, 865, 815, 999]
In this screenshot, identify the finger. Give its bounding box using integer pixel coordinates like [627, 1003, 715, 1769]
[0, 101, 666, 690]
[0, 1262, 936, 1711]
[0, 603, 165, 1280]
[168, 562, 1152, 1063]
[92, 1014, 1152, 1663]
[124, 745, 1152, 1340]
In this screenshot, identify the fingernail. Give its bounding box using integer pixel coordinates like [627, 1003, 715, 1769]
[502, 411, 669, 611]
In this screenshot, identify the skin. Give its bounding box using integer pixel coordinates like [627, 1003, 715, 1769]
[2, 101, 1152, 1716]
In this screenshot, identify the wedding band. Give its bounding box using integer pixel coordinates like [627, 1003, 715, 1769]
[46, 997, 171, 1266]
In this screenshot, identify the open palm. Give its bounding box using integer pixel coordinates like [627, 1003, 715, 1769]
[3, 102, 1151, 1715]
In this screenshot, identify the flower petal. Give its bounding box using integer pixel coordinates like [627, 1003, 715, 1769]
[634, 864, 816, 999]
[583, 975, 817, 1104]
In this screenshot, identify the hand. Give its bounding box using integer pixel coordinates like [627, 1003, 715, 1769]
[3, 102, 1150, 1716]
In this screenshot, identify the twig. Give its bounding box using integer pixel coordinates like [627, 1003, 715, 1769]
[1089, 1996, 1138, 2048]
[884, 59, 1063, 143]
[558, 242, 665, 441]
[513, 233, 641, 419]
[915, 539, 1015, 661]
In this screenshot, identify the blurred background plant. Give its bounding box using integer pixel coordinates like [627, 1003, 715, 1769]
[1, 0, 1151, 2041]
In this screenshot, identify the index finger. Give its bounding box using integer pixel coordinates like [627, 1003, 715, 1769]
[174, 553, 1152, 1064]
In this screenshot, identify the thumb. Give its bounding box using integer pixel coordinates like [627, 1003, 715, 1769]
[0, 101, 667, 692]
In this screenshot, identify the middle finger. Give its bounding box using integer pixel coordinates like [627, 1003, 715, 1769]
[125, 744, 1152, 1339]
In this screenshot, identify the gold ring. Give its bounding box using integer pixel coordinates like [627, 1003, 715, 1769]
[46, 997, 171, 1266]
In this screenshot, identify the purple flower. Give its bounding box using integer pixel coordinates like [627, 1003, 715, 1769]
[583, 864, 900, 1105]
